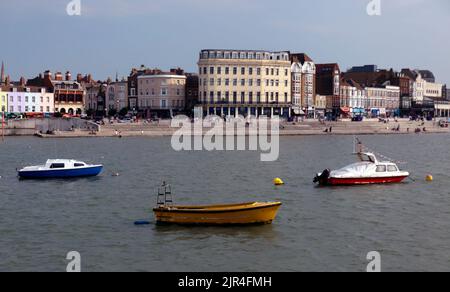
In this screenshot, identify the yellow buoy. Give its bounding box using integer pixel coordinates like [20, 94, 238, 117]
[426, 175, 433, 182]
[273, 178, 284, 186]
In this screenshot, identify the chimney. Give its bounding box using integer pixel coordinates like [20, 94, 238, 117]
[55, 72, 63, 81]
[20, 76, 26, 86]
[76, 73, 83, 83]
[5, 75, 10, 86]
[65, 71, 72, 81]
[44, 70, 52, 80]
[171, 68, 184, 75]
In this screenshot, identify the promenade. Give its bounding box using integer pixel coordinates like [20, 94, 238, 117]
[31, 118, 450, 138]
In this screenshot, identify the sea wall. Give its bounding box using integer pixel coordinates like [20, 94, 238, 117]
[3, 118, 99, 136]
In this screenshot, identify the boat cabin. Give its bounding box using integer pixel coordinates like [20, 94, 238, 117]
[45, 159, 88, 169]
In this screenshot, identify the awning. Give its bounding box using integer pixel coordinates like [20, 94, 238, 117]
[340, 107, 350, 113]
[293, 107, 306, 115]
[352, 108, 365, 113]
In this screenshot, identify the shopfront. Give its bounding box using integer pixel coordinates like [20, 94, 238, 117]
[340, 107, 351, 118]
[352, 108, 365, 117]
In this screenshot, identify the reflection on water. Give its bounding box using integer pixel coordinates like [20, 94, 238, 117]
[1, 134, 450, 271]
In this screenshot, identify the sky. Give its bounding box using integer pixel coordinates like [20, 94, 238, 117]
[0, 0, 449, 84]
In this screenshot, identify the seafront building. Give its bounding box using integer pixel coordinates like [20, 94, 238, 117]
[185, 73, 199, 112]
[0, 88, 7, 113]
[290, 53, 316, 118]
[106, 79, 128, 111]
[1, 84, 54, 115]
[27, 71, 85, 115]
[198, 49, 292, 117]
[127, 65, 149, 111]
[137, 68, 187, 118]
[344, 66, 412, 115]
[339, 79, 366, 117]
[316, 63, 341, 119]
[365, 85, 400, 117]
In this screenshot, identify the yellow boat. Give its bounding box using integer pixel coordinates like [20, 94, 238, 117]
[153, 202, 282, 226]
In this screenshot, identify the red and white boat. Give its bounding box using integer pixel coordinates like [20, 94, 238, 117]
[314, 152, 410, 186]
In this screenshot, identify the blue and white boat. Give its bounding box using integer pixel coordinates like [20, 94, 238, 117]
[18, 159, 103, 179]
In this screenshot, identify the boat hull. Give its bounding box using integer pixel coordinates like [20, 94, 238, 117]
[18, 166, 103, 179]
[325, 175, 408, 186]
[153, 202, 282, 226]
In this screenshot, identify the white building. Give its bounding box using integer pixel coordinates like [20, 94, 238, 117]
[290, 53, 316, 117]
[3, 85, 54, 114]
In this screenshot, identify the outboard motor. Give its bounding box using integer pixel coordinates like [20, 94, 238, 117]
[314, 169, 331, 185]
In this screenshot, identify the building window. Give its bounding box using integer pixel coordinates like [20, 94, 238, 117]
[233, 67, 237, 75]
[241, 79, 245, 86]
[225, 67, 230, 75]
[241, 92, 245, 104]
[257, 68, 261, 75]
[241, 67, 245, 75]
[161, 88, 168, 96]
[217, 67, 222, 75]
[249, 68, 253, 75]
